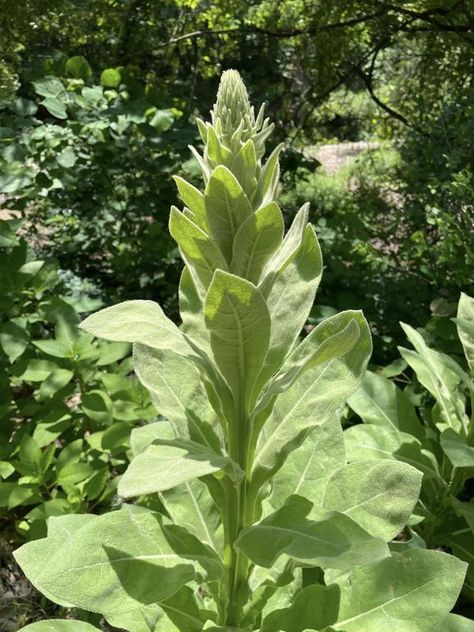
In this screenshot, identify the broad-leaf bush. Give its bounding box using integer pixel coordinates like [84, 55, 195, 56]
[0, 219, 155, 542]
[0, 62, 193, 312]
[14, 71, 471, 632]
[347, 292, 474, 601]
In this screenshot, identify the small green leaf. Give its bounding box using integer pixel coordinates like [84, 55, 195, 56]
[57, 146, 77, 169]
[173, 175, 208, 230]
[169, 206, 228, 295]
[82, 389, 113, 424]
[0, 321, 29, 362]
[204, 165, 252, 262]
[101, 68, 121, 88]
[41, 97, 68, 119]
[65, 55, 93, 80]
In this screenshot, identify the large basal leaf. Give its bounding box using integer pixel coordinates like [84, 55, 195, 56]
[204, 164, 252, 262]
[236, 495, 388, 571]
[332, 549, 467, 631]
[252, 312, 371, 486]
[269, 418, 345, 509]
[18, 622, 101, 632]
[230, 201, 284, 284]
[457, 292, 474, 374]
[133, 343, 222, 449]
[317, 460, 422, 540]
[260, 584, 340, 632]
[118, 438, 242, 498]
[14, 506, 202, 615]
[348, 370, 424, 440]
[205, 270, 270, 406]
[169, 206, 228, 296]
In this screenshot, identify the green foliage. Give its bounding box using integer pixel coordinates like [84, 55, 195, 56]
[280, 144, 474, 362]
[0, 66, 192, 311]
[0, 219, 155, 543]
[14, 71, 471, 632]
[346, 292, 474, 599]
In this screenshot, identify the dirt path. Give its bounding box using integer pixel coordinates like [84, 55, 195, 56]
[308, 141, 379, 174]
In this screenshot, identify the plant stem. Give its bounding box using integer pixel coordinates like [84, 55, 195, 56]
[223, 392, 254, 626]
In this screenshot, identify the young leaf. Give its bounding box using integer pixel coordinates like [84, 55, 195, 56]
[173, 175, 208, 230]
[440, 428, 474, 468]
[399, 323, 468, 433]
[260, 224, 323, 381]
[230, 201, 284, 283]
[204, 165, 252, 262]
[205, 270, 270, 405]
[169, 206, 228, 295]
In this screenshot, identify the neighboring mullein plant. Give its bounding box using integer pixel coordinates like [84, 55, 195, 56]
[15, 71, 470, 632]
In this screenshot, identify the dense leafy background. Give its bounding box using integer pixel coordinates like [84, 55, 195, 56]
[1, 0, 473, 628]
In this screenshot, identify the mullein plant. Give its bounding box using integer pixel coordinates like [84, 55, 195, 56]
[14, 71, 472, 632]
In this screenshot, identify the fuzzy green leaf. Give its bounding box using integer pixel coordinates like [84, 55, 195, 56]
[170, 206, 228, 295]
[348, 370, 424, 439]
[205, 270, 270, 405]
[261, 584, 340, 632]
[230, 201, 284, 283]
[236, 496, 389, 571]
[119, 439, 242, 498]
[318, 460, 422, 540]
[269, 418, 345, 509]
[204, 165, 252, 262]
[18, 622, 101, 632]
[333, 550, 466, 631]
[14, 506, 203, 615]
[252, 312, 370, 485]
